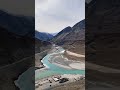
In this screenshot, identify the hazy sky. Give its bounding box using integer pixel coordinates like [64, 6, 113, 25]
[35, 0, 85, 33]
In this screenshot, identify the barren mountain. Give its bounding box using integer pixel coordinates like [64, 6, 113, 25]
[0, 10, 34, 36]
[0, 10, 35, 90]
[86, 0, 120, 88]
[52, 19, 85, 55]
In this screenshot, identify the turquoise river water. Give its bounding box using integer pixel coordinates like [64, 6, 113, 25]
[35, 47, 85, 80]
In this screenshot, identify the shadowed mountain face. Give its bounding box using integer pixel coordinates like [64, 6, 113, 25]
[86, 0, 120, 88]
[35, 38, 52, 53]
[0, 10, 34, 36]
[0, 10, 52, 90]
[35, 30, 53, 41]
[52, 19, 85, 54]
[0, 26, 35, 90]
[86, 0, 120, 69]
[0, 26, 35, 66]
[0, 10, 35, 67]
[0, 10, 35, 90]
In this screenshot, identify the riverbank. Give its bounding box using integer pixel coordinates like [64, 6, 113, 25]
[64, 50, 85, 62]
[35, 74, 85, 90]
[35, 50, 51, 68]
[50, 79, 85, 90]
[48, 49, 85, 70]
[35, 47, 85, 80]
[51, 57, 85, 70]
[35, 46, 85, 90]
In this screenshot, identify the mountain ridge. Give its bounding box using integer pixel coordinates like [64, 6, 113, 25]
[52, 19, 85, 45]
[51, 19, 85, 55]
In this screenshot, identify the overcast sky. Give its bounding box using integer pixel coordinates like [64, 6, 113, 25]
[35, 0, 85, 33]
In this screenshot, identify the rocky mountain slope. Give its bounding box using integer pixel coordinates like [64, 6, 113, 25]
[86, 0, 120, 88]
[0, 10, 34, 36]
[0, 27, 35, 66]
[35, 38, 52, 68]
[0, 26, 35, 90]
[52, 19, 85, 44]
[0, 10, 35, 90]
[52, 19, 85, 54]
[52, 26, 72, 43]
[0, 10, 52, 90]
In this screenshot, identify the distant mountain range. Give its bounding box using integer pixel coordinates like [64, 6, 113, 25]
[51, 32, 58, 36]
[35, 19, 85, 54]
[35, 30, 53, 41]
[36, 19, 85, 44]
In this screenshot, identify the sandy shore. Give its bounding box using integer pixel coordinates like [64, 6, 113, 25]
[52, 60, 85, 70]
[66, 51, 85, 58]
[69, 63, 85, 70]
[35, 46, 85, 70]
[49, 51, 85, 70]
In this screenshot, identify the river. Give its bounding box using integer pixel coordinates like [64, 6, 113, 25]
[15, 46, 85, 90]
[35, 46, 85, 80]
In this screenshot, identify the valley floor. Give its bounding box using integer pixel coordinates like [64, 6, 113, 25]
[35, 45, 85, 90]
